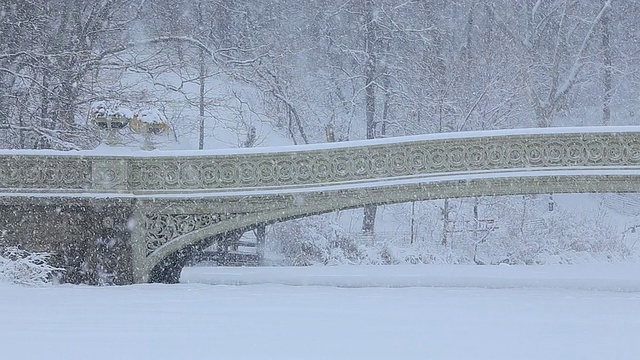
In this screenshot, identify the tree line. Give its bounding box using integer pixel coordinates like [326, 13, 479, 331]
[2, 0, 637, 150]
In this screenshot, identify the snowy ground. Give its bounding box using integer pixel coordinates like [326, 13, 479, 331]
[1, 264, 639, 360]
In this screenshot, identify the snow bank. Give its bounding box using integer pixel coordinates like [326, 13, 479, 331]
[181, 263, 640, 292]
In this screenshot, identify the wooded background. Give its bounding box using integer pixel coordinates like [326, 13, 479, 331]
[1, 1, 638, 262]
[2, 0, 636, 150]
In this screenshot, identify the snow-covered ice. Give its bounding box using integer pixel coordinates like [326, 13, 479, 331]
[1, 264, 639, 359]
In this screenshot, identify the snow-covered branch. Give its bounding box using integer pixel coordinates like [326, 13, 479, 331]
[553, 0, 612, 100]
[1, 247, 63, 286]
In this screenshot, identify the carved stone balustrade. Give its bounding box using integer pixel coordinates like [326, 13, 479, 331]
[2, 127, 640, 196]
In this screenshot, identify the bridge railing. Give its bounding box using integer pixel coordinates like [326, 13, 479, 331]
[2, 127, 640, 195]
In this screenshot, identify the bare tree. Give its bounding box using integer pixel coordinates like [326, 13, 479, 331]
[486, 0, 612, 127]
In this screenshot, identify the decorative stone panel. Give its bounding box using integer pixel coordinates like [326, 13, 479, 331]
[91, 159, 128, 191]
[0, 156, 90, 190]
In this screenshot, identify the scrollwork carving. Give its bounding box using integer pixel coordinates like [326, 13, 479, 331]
[116, 132, 640, 192]
[0, 157, 90, 189]
[143, 213, 232, 255]
[92, 159, 127, 191]
[3, 129, 640, 194]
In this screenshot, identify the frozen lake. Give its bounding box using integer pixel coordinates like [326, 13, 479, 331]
[1, 264, 639, 359]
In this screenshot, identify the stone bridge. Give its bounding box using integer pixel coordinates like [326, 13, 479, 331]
[2, 127, 640, 284]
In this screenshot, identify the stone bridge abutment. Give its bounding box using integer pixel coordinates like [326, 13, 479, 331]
[0, 198, 134, 284]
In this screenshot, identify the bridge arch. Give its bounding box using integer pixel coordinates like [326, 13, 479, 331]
[138, 170, 640, 283]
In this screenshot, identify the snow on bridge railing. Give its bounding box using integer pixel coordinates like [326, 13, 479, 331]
[2, 126, 640, 195]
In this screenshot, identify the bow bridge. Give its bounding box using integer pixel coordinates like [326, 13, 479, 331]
[2, 127, 640, 284]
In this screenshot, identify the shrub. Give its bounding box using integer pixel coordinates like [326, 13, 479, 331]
[0, 247, 64, 285]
